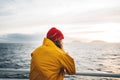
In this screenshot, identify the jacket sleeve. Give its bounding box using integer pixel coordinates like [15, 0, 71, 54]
[60, 53, 76, 75]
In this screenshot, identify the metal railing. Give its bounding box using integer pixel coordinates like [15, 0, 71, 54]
[0, 68, 120, 79]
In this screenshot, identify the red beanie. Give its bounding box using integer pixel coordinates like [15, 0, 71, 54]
[46, 27, 64, 41]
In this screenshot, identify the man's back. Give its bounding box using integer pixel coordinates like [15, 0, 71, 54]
[30, 27, 75, 80]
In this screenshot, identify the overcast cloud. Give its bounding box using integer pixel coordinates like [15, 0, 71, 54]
[0, 0, 120, 42]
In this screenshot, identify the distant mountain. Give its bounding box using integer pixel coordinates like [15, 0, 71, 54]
[91, 40, 107, 43]
[0, 33, 45, 43]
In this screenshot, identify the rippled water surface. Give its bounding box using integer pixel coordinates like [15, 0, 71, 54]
[0, 42, 120, 80]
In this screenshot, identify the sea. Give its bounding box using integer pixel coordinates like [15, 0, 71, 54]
[0, 42, 120, 80]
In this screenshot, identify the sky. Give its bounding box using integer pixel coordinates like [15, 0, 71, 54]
[0, 0, 120, 43]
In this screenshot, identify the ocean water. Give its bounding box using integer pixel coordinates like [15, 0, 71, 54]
[0, 42, 120, 80]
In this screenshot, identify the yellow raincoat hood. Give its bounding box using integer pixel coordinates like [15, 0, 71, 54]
[30, 38, 75, 80]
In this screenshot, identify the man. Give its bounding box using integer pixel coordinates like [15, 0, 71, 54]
[30, 27, 76, 80]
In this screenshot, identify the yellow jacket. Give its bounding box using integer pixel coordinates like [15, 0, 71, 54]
[30, 38, 76, 80]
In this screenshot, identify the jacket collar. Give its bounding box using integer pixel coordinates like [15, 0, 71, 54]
[42, 38, 57, 48]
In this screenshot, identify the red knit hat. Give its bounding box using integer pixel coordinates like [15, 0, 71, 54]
[46, 27, 64, 41]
